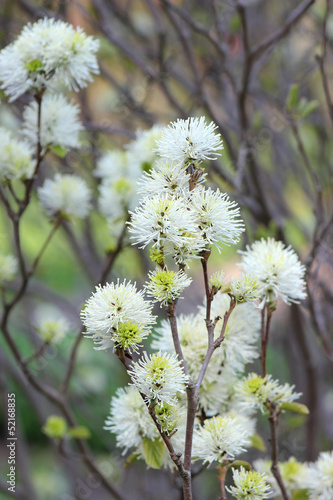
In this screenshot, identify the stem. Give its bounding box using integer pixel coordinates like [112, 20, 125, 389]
[216, 463, 228, 500]
[196, 298, 236, 392]
[260, 304, 273, 377]
[268, 405, 291, 500]
[166, 301, 190, 377]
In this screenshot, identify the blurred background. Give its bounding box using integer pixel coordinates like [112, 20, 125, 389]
[0, 0, 332, 499]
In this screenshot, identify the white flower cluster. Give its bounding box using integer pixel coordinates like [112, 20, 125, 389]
[38, 173, 92, 219]
[129, 351, 188, 406]
[254, 456, 308, 497]
[95, 149, 141, 235]
[0, 18, 99, 101]
[81, 280, 155, 352]
[22, 94, 83, 150]
[234, 373, 302, 414]
[145, 268, 192, 306]
[304, 451, 333, 500]
[128, 117, 243, 265]
[0, 254, 18, 285]
[105, 385, 184, 460]
[33, 306, 71, 344]
[192, 415, 250, 464]
[238, 238, 306, 306]
[0, 127, 34, 181]
[94, 126, 164, 236]
[155, 116, 223, 165]
[227, 467, 272, 500]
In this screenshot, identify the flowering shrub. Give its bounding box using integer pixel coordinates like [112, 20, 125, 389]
[0, 11, 332, 500]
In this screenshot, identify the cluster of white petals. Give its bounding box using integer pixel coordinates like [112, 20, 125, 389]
[227, 467, 272, 500]
[129, 351, 188, 406]
[192, 416, 250, 464]
[238, 238, 306, 305]
[155, 117, 223, 164]
[145, 268, 192, 306]
[0, 127, 34, 181]
[96, 150, 141, 228]
[254, 456, 308, 497]
[34, 306, 70, 344]
[22, 94, 83, 150]
[81, 280, 155, 351]
[303, 451, 333, 500]
[38, 173, 92, 219]
[0, 18, 99, 100]
[127, 124, 164, 169]
[234, 372, 302, 413]
[190, 187, 244, 249]
[230, 274, 260, 304]
[128, 194, 199, 250]
[137, 161, 191, 199]
[0, 254, 18, 285]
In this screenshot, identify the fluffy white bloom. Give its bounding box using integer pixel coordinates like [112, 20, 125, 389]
[95, 150, 130, 180]
[96, 150, 141, 223]
[34, 306, 70, 343]
[238, 238, 306, 305]
[303, 451, 333, 500]
[129, 351, 188, 406]
[254, 457, 309, 497]
[0, 127, 34, 181]
[104, 386, 158, 452]
[81, 280, 155, 351]
[155, 117, 223, 164]
[190, 187, 244, 250]
[226, 467, 272, 500]
[128, 193, 200, 251]
[0, 18, 99, 100]
[209, 270, 226, 292]
[98, 178, 138, 220]
[234, 373, 302, 413]
[95, 149, 142, 183]
[0, 254, 18, 285]
[38, 173, 91, 218]
[127, 124, 164, 169]
[208, 292, 261, 374]
[22, 94, 83, 150]
[145, 268, 192, 306]
[192, 416, 250, 464]
[230, 274, 260, 304]
[137, 161, 191, 198]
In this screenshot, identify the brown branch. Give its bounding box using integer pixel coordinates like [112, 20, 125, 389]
[166, 301, 190, 378]
[316, 0, 333, 126]
[252, 0, 316, 60]
[268, 405, 291, 500]
[260, 304, 273, 378]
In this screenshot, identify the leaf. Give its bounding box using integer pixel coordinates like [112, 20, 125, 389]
[286, 84, 299, 112]
[249, 433, 266, 451]
[124, 453, 140, 468]
[291, 489, 310, 499]
[228, 460, 252, 471]
[42, 415, 67, 438]
[280, 402, 309, 415]
[142, 437, 165, 469]
[302, 100, 319, 118]
[68, 426, 91, 439]
[25, 59, 43, 72]
[50, 145, 67, 158]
